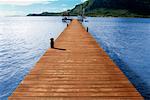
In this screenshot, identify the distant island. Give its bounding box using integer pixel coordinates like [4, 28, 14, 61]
[27, 0, 150, 18]
[27, 12, 62, 16]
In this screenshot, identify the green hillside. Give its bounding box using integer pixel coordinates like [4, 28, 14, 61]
[70, 0, 150, 17]
[27, 0, 150, 18]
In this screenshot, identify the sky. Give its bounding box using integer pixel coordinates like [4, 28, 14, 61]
[0, 0, 87, 16]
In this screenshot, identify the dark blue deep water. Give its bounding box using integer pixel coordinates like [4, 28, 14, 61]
[84, 17, 150, 99]
[0, 17, 150, 99]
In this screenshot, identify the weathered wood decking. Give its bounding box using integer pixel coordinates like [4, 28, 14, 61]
[9, 19, 143, 100]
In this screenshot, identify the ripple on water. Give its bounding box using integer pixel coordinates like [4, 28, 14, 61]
[83, 17, 150, 99]
[0, 17, 66, 99]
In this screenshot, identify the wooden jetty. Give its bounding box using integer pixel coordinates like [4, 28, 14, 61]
[9, 19, 143, 100]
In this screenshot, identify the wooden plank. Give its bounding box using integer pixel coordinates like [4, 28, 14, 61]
[9, 97, 143, 100]
[9, 19, 143, 99]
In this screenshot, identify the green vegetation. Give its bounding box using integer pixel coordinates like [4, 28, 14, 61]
[27, 12, 61, 16]
[83, 9, 146, 17]
[27, 0, 150, 18]
[70, 0, 150, 18]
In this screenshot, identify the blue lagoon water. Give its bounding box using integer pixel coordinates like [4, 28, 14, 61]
[84, 17, 150, 98]
[0, 17, 150, 99]
[0, 17, 66, 99]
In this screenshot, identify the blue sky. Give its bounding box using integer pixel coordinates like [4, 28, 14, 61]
[0, 0, 87, 16]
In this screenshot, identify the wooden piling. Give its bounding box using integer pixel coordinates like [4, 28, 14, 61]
[50, 38, 54, 48]
[87, 27, 89, 32]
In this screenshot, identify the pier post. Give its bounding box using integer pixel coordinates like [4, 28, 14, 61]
[50, 38, 54, 48]
[87, 27, 89, 32]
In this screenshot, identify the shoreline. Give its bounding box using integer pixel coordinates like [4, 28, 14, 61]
[27, 15, 150, 18]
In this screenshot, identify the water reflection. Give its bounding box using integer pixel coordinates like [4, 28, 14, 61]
[0, 17, 66, 99]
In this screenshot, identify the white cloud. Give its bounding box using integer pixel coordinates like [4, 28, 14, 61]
[61, 4, 67, 7]
[0, 0, 58, 6]
[81, 0, 88, 3]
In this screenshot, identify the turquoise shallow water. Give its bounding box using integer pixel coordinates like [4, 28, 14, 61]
[0, 17, 150, 99]
[83, 17, 150, 99]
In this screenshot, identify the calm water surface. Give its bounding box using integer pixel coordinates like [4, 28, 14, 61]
[0, 17, 66, 99]
[0, 17, 150, 99]
[84, 17, 150, 98]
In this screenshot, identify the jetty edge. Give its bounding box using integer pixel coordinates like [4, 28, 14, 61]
[9, 19, 143, 100]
